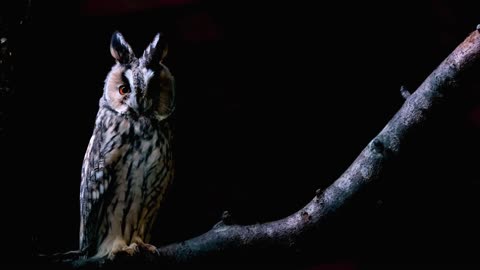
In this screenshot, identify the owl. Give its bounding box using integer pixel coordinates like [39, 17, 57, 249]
[79, 31, 175, 259]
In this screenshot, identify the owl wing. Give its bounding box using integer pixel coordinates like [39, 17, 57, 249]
[79, 131, 116, 256]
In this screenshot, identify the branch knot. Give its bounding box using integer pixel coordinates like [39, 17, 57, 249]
[221, 210, 234, 225]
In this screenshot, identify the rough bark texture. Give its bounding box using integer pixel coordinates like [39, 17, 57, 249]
[60, 28, 480, 268]
[153, 28, 480, 262]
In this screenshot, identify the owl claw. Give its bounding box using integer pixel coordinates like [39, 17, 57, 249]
[125, 243, 139, 255]
[112, 243, 139, 258]
[138, 243, 158, 254]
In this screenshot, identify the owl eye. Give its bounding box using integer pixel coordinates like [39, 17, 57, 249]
[119, 85, 130, 95]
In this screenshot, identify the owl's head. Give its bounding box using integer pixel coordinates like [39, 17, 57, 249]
[102, 31, 174, 120]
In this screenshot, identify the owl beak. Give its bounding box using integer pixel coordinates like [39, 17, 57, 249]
[128, 93, 143, 114]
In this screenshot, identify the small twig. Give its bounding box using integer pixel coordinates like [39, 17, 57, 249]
[37, 249, 84, 263]
[221, 210, 234, 225]
[400, 85, 411, 99]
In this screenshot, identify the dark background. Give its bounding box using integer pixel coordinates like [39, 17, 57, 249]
[1, 0, 479, 268]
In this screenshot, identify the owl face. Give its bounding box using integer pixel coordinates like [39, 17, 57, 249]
[103, 32, 174, 119]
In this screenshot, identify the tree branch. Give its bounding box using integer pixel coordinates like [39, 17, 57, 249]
[155, 27, 480, 262]
[66, 28, 480, 268]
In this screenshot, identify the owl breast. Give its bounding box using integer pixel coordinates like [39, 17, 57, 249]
[81, 107, 173, 258]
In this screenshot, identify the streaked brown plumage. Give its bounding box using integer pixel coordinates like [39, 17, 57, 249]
[79, 31, 175, 259]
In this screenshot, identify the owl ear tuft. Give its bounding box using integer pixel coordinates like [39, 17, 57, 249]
[142, 33, 168, 67]
[110, 31, 134, 64]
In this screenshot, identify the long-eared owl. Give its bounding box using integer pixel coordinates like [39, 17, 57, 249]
[79, 31, 175, 259]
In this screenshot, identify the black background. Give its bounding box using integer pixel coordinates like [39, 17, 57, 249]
[1, 0, 479, 268]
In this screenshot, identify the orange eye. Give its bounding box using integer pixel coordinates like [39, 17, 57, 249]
[119, 85, 130, 95]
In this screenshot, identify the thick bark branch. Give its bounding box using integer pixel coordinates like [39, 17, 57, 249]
[155, 28, 480, 263]
[68, 28, 480, 268]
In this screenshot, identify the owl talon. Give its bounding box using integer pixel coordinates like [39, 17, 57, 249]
[139, 243, 158, 254]
[125, 243, 139, 255]
[112, 243, 139, 258]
